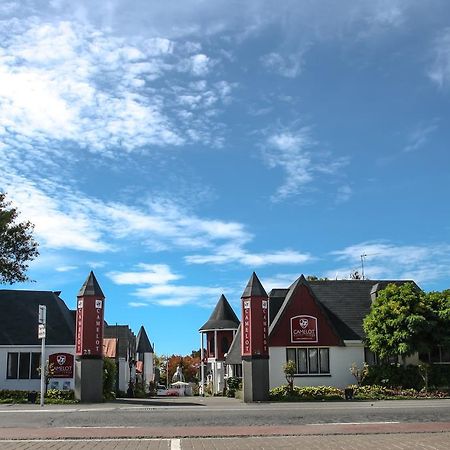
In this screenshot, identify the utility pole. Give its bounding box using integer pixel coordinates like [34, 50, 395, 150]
[38, 305, 46, 407]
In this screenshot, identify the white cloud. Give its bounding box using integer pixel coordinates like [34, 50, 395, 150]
[133, 284, 224, 307]
[108, 264, 182, 285]
[428, 28, 450, 89]
[55, 265, 78, 272]
[2, 171, 306, 267]
[329, 241, 450, 284]
[108, 262, 224, 307]
[189, 54, 213, 76]
[186, 245, 311, 267]
[128, 302, 148, 308]
[263, 127, 348, 201]
[0, 16, 234, 169]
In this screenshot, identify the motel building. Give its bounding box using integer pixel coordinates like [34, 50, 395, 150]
[0, 272, 154, 396]
[202, 272, 424, 399]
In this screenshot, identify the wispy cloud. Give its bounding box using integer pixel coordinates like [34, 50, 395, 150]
[262, 126, 348, 202]
[108, 264, 182, 285]
[2, 172, 309, 269]
[403, 120, 439, 152]
[0, 16, 233, 175]
[261, 51, 305, 78]
[329, 241, 450, 284]
[108, 263, 224, 307]
[186, 246, 311, 267]
[428, 27, 450, 89]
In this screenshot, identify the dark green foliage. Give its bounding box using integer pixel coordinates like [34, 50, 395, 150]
[362, 364, 450, 390]
[103, 357, 117, 400]
[363, 283, 430, 359]
[363, 364, 424, 390]
[0, 192, 39, 284]
[226, 377, 242, 398]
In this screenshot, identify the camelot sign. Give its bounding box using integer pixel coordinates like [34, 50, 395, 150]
[49, 353, 74, 378]
[290, 315, 318, 343]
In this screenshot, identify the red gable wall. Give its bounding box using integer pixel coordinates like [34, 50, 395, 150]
[269, 283, 342, 347]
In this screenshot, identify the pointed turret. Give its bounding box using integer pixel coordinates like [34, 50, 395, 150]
[199, 294, 240, 331]
[136, 326, 154, 353]
[242, 272, 267, 298]
[240, 272, 269, 402]
[78, 271, 105, 298]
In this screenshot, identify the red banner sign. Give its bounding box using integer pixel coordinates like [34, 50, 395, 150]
[290, 315, 318, 343]
[75, 297, 104, 357]
[241, 300, 251, 356]
[49, 353, 74, 378]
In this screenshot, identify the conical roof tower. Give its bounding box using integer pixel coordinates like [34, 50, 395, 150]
[78, 271, 105, 298]
[199, 294, 240, 331]
[136, 325, 154, 353]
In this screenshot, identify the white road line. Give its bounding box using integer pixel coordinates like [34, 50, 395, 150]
[308, 421, 400, 426]
[171, 438, 181, 450]
[0, 439, 168, 442]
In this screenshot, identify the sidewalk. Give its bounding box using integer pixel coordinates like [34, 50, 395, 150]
[1, 421, 450, 440]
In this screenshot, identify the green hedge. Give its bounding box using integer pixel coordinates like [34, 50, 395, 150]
[353, 385, 449, 400]
[269, 385, 343, 401]
[0, 389, 76, 404]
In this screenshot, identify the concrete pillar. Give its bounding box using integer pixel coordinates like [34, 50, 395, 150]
[243, 358, 269, 402]
[75, 358, 103, 403]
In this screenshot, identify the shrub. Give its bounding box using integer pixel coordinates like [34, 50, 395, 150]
[269, 385, 343, 401]
[353, 384, 448, 400]
[103, 357, 117, 400]
[227, 377, 242, 391]
[363, 364, 423, 390]
[45, 389, 74, 400]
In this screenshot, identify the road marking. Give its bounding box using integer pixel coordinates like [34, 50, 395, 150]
[0, 439, 169, 442]
[171, 438, 181, 450]
[308, 421, 400, 426]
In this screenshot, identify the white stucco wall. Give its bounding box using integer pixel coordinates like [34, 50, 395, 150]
[269, 343, 365, 389]
[0, 345, 75, 391]
[143, 352, 154, 385]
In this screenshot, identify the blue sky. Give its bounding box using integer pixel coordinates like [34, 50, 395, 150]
[1, 0, 449, 356]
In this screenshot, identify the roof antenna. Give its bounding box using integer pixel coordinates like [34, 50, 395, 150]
[360, 254, 367, 280]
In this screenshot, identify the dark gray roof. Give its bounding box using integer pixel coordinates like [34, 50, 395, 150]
[268, 288, 289, 325]
[78, 271, 105, 298]
[104, 325, 136, 359]
[0, 290, 75, 345]
[225, 324, 242, 365]
[269, 277, 417, 341]
[242, 272, 267, 298]
[136, 326, 154, 353]
[199, 294, 240, 331]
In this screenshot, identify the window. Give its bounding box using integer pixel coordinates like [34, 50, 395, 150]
[31, 353, 41, 379]
[19, 353, 31, 379]
[7, 352, 18, 379]
[419, 346, 450, 364]
[221, 337, 229, 354]
[286, 348, 330, 375]
[7, 352, 41, 380]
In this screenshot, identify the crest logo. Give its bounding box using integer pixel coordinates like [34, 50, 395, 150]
[299, 318, 309, 329]
[56, 355, 66, 365]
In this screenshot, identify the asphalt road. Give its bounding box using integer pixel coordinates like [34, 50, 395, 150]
[1, 397, 450, 429]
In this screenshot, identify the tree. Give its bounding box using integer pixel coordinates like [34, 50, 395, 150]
[363, 283, 431, 361]
[306, 275, 329, 281]
[0, 192, 39, 284]
[283, 360, 296, 393]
